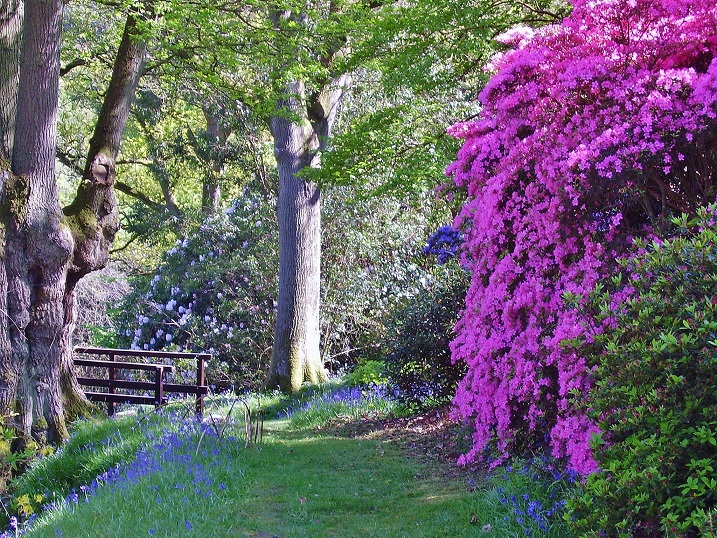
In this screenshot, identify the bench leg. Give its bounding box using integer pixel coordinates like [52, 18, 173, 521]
[196, 356, 206, 416]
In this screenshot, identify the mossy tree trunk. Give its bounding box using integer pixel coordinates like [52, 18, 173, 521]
[60, 12, 147, 420]
[265, 82, 327, 393]
[2, 0, 71, 443]
[0, 5, 147, 441]
[0, 0, 22, 424]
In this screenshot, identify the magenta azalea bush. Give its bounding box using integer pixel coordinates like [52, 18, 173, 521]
[447, 0, 717, 473]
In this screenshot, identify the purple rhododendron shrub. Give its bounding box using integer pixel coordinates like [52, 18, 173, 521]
[447, 0, 717, 474]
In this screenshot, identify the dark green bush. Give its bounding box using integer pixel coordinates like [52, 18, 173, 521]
[383, 263, 468, 411]
[569, 206, 717, 537]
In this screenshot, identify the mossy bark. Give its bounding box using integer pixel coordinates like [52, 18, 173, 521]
[0, 8, 146, 442]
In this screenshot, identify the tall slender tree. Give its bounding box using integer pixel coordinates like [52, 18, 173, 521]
[263, 3, 351, 392]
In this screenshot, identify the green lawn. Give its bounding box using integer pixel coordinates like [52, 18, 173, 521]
[12, 391, 573, 537]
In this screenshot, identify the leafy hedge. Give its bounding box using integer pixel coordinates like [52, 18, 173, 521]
[569, 207, 717, 537]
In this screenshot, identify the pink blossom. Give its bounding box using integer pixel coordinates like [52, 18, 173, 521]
[448, 0, 717, 473]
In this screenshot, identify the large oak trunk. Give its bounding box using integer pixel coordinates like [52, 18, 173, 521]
[0, 0, 21, 158]
[265, 75, 347, 392]
[3, 0, 70, 442]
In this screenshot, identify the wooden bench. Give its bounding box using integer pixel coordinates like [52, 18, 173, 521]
[73, 347, 211, 416]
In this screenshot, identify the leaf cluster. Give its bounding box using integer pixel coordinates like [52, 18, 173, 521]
[569, 206, 717, 537]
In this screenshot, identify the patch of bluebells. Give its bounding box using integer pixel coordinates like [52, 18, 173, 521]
[279, 384, 393, 424]
[1, 411, 238, 537]
[491, 456, 577, 537]
[423, 225, 463, 264]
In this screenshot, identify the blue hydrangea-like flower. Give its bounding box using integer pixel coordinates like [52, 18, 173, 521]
[423, 225, 463, 264]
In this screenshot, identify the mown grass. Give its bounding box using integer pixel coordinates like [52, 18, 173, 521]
[4, 385, 576, 538]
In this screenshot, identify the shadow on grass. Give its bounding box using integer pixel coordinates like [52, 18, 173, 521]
[236, 422, 485, 538]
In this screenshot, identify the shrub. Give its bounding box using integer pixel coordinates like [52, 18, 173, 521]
[320, 189, 446, 371]
[383, 262, 468, 411]
[447, 0, 717, 473]
[114, 194, 279, 392]
[345, 359, 388, 387]
[569, 206, 717, 537]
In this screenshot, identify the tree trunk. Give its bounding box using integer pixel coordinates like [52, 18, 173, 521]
[0, 0, 22, 159]
[200, 108, 227, 215]
[3, 0, 69, 442]
[0, 0, 22, 423]
[0, 6, 147, 441]
[264, 75, 347, 392]
[60, 12, 147, 419]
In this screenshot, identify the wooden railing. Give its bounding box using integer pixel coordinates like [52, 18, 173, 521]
[73, 347, 210, 416]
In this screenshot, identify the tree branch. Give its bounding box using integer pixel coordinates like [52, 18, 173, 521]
[56, 147, 84, 177]
[60, 58, 87, 76]
[114, 180, 164, 212]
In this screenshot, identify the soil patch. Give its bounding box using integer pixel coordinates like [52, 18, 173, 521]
[323, 406, 487, 484]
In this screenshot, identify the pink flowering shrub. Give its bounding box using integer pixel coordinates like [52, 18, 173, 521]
[447, 0, 717, 473]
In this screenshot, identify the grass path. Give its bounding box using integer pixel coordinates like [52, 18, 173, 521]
[236, 420, 484, 538]
[24, 418, 494, 538]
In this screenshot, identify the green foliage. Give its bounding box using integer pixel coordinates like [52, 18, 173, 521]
[10, 416, 150, 506]
[345, 359, 388, 387]
[0, 417, 48, 495]
[569, 206, 717, 536]
[321, 188, 448, 371]
[383, 262, 469, 411]
[314, 0, 570, 197]
[113, 187, 446, 390]
[315, 102, 464, 197]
